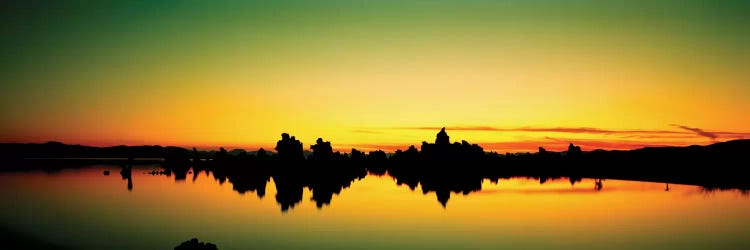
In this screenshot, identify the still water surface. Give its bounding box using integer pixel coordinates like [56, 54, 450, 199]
[1, 165, 749, 249]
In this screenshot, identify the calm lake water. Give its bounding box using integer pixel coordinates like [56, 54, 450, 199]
[1, 165, 749, 250]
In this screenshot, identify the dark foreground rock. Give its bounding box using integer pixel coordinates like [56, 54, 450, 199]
[174, 238, 218, 250]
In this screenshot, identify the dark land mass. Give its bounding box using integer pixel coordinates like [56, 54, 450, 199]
[174, 238, 218, 250]
[1, 128, 749, 209]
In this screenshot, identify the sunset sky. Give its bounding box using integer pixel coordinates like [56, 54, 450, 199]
[1, 0, 749, 152]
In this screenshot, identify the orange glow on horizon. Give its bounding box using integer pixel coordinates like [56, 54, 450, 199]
[1, 127, 746, 154]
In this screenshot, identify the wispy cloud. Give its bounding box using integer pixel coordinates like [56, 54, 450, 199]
[351, 129, 383, 134]
[395, 126, 685, 135]
[340, 137, 683, 153]
[669, 124, 718, 140]
[345, 125, 749, 152]
[392, 125, 748, 140]
[477, 138, 676, 152]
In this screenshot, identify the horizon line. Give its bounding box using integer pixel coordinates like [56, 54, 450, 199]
[1, 137, 742, 154]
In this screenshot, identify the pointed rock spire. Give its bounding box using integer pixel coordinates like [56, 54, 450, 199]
[435, 127, 450, 145]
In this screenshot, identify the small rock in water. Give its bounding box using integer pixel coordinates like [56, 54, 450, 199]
[103, 170, 110, 176]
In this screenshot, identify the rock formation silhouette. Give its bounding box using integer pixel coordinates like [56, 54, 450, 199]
[310, 138, 333, 160]
[435, 127, 450, 145]
[567, 143, 582, 159]
[3, 127, 750, 209]
[275, 133, 304, 161]
[174, 238, 217, 250]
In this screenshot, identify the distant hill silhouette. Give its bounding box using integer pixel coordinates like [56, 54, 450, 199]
[0, 141, 165, 159]
[3, 132, 747, 166]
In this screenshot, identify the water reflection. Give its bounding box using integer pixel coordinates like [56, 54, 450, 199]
[2, 165, 750, 250]
[159, 162, 369, 212]
[120, 164, 133, 191]
[140, 165, 750, 211]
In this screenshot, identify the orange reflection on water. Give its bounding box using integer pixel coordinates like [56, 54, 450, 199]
[1, 166, 749, 249]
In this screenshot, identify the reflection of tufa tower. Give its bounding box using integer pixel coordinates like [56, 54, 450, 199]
[435, 127, 450, 145]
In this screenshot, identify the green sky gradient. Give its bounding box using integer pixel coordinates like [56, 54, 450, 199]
[1, 0, 749, 149]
